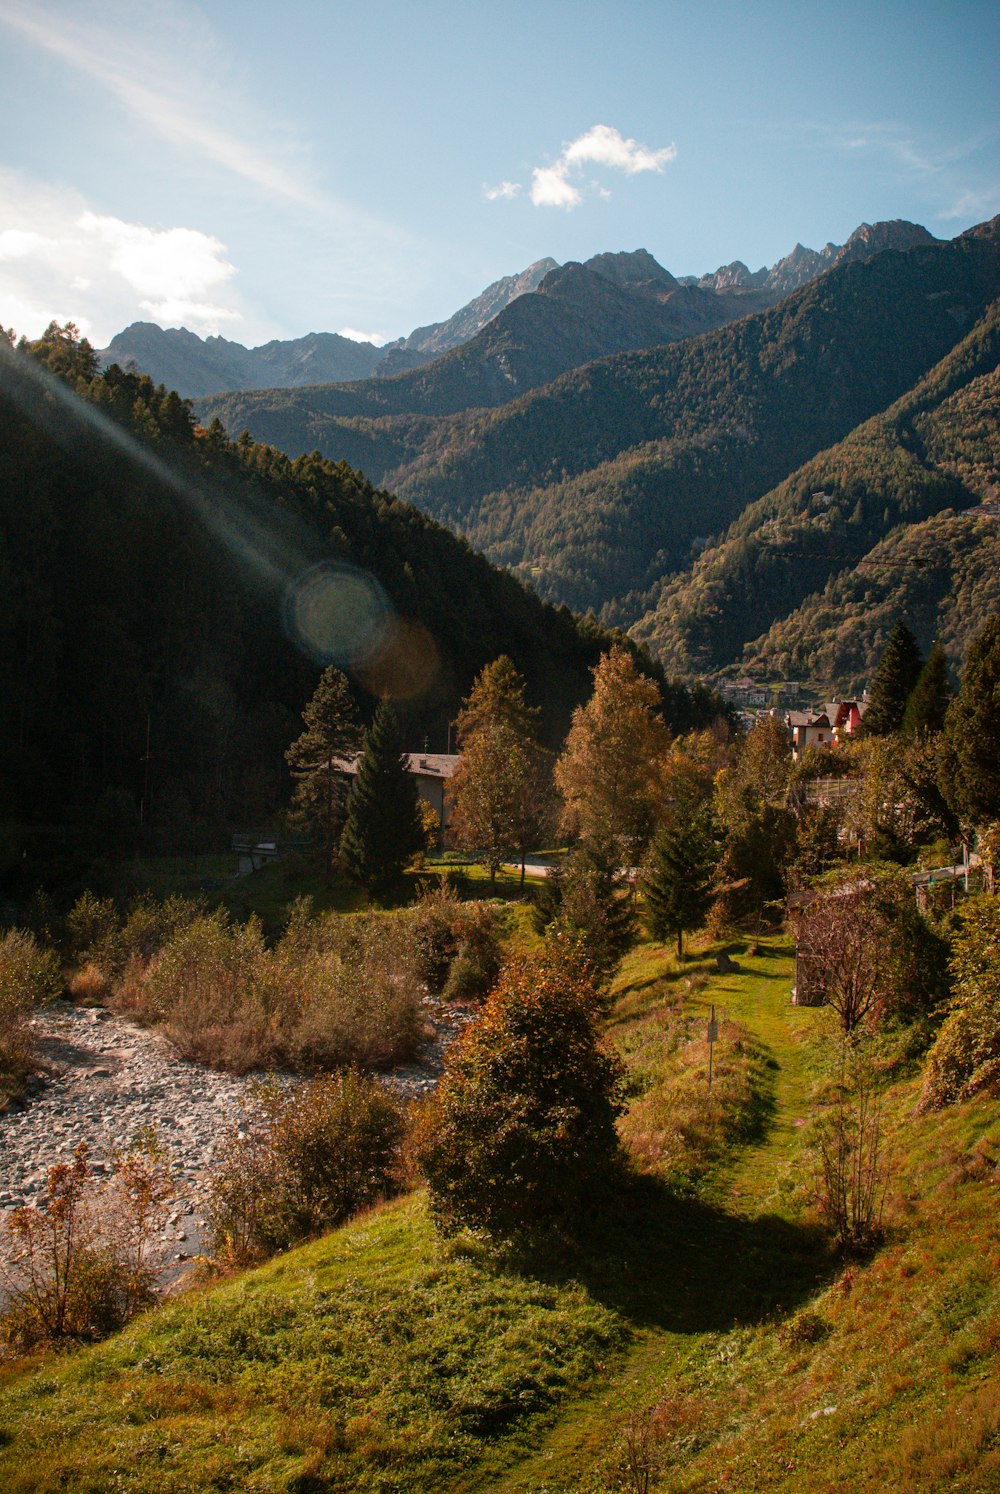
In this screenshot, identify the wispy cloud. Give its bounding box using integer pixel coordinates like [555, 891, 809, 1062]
[483, 181, 522, 201]
[805, 119, 1000, 224]
[0, 0, 325, 210]
[0, 170, 245, 342]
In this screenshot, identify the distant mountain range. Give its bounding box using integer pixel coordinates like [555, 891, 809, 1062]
[97, 258, 559, 397]
[99, 221, 936, 400]
[96, 216, 998, 693]
[196, 218, 1000, 692]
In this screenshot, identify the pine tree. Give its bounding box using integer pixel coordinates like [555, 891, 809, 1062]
[339, 699, 423, 899]
[285, 667, 360, 881]
[863, 622, 924, 737]
[940, 615, 1000, 825]
[642, 803, 717, 957]
[901, 643, 950, 739]
[532, 841, 634, 979]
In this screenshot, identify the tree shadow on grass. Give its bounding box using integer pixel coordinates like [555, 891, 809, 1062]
[515, 1173, 833, 1336]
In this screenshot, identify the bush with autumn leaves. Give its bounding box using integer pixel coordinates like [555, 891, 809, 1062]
[418, 932, 626, 1238]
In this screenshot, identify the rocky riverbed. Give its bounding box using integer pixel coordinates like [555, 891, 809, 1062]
[0, 999, 469, 1287]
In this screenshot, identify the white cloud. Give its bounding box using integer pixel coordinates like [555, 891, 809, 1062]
[78, 214, 235, 301]
[530, 167, 583, 210]
[484, 181, 522, 201]
[0, 170, 246, 342]
[563, 124, 677, 176]
[339, 327, 388, 345]
[530, 124, 677, 209]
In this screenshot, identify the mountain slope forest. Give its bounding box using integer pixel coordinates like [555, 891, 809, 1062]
[198, 221, 1000, 640]
[633, 295, 1000, 686]
[0, 328, 720, 877]
[200, 250, 774, 430]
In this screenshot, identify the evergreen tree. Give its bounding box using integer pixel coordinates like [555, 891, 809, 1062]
[901, 643, 951, 739]
[940, 615, 1000, 825]
[532, 841, 634, 979]
[713, 715, 795, 925]
[339, 699, 423, 899]
[419, 931, 625, 1238]
[642, 803, 717, 957]
[285, 667, 360, 881]
[862, 622, 924, 737]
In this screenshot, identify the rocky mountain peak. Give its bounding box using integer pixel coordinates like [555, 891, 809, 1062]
[583, 248, 680, 296]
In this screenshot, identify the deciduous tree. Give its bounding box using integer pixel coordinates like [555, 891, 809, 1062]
[555, 645, 671, 867]
[448, 657, 553, 885]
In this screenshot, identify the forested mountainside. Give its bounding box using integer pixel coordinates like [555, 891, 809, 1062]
[630, 296, 1000, 678]
[0, 329, 721, 853]
[200, 251, 773, 430]
[672, 320, 1000, 690]
[197, 222, 1000, 631]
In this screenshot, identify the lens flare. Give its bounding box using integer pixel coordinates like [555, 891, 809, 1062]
[356, 616, 441, 700]
[284, 561, 391, 666]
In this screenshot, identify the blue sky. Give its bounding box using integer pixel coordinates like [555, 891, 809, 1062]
[1, 0, 997, 347]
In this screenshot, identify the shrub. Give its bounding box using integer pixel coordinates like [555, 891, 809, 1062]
[532, 843, 634, 980]
[0, 928, 61, 1102]
[122, 909, 281, 1071]
[410, 887, 505, 1002]
[66, 891, 203, 987]
[207, 1072, 406, 1263]
[814, 1036, 893, 1255]
[66, 961, 112, 1004]
[419, 931, 626, 1239]
[65, 891, 122, 975]
[276, 909, 426, 1069]
[113, 900, 427, 1074]
[921, 895, 1000, 1108]
[0, 1135, 172, 1351]
[0, 927, 62, 1018]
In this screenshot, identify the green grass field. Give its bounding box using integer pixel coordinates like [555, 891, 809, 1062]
[1, 933, 998, 1491]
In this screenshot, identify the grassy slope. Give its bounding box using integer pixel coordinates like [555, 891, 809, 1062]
[1, 939, 998, 1491]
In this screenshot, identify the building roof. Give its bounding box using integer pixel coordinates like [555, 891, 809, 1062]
[786, 711, 831, 728]
[330, 752, 460, 779]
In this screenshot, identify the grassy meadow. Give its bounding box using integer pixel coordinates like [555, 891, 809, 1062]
[0, 935, 997, 1491]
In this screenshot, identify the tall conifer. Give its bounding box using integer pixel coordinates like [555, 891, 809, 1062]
[863, 622, 924, 737]
[285, 666, 360, 881]
[340, 700, 423, 899]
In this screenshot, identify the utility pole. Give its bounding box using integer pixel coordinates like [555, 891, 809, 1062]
[707, 1004, 718, 1094]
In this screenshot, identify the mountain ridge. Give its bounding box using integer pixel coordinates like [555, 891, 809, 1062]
[101, 220, 936, 401]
